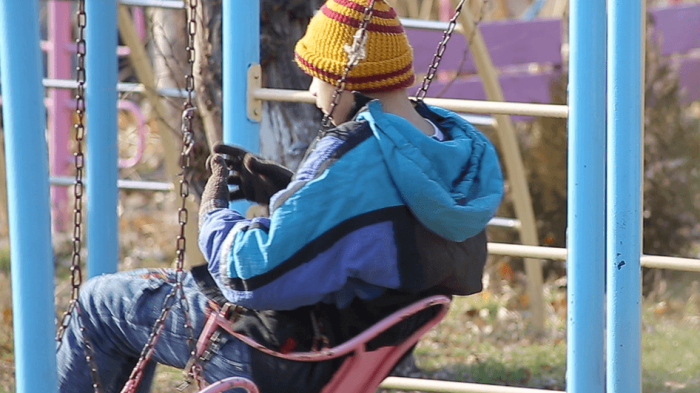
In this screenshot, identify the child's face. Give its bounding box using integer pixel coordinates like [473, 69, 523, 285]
[309, 77, 355, 125]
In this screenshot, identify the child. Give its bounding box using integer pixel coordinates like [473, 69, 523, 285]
[57, 1, 503, 392]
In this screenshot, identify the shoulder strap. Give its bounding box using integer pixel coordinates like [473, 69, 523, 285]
[190, 264, 230, 307]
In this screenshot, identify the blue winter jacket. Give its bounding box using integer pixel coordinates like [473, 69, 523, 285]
[198, 99, 504, 311]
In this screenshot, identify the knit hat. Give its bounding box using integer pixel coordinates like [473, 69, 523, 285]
[294, 0, 415, 93]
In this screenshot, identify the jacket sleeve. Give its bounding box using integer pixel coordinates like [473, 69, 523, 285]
[197, 208, 247, 279]
[198, 208, 286, 309]
[197, 205, 400, 311]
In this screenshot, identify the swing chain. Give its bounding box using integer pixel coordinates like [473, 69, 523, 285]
[178, 0, 203, 386]
[56, 0, 86, 349]
[122, 290, 179, 392]
[321, 0, 377, 129]
[120, 1, 201, 392]
[415, 0, 489, 100]
[54, 1, 103, 391]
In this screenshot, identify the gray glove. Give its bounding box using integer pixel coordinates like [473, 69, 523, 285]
[199, 154, 230, 226]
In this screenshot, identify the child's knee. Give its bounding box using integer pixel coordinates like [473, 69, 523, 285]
[78, 274, 104, 302]
[78, 272, 136, 311]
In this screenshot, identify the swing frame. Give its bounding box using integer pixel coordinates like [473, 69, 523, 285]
[59, 0, 482, 391]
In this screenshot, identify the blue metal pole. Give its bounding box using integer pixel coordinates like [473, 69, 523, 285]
[566, 0, 607, 392]
[0, 1, 59, 391]
[223, 0, 260, 214]
[607, 0, 644, 391]
[86, 0, 119, 277]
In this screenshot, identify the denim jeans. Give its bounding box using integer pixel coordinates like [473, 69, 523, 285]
[57, 268, 253, 393]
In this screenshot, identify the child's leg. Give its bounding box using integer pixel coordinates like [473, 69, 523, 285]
[56, 268, 253, 393]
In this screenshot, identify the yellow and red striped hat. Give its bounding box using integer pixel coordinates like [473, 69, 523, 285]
[294, 0, 415, 93]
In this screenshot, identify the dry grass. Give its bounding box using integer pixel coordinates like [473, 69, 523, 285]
[1, 265, 700, 392]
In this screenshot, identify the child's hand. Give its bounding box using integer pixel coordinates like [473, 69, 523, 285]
[199, 154, 231, 223]
[213, 144, 293, 205]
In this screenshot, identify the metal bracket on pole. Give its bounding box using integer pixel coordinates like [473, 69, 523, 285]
[247, 63, 262, 122]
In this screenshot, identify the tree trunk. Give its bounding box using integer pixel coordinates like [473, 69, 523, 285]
[259, 0, 324, 169]
[194, 0, 324, 172]
[144, 7, 205, 267]
[194, 1, 224, 149]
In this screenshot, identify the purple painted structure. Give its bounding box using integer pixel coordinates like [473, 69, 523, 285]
[653, 4, 700, 56]
[408, 4, 700, 104]
[408, 17, 564, 104]
[408, 18, 563, 75]
[652, 4, 700, 102]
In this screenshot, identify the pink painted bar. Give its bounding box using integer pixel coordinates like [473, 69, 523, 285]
[132, 7, 146, 41]
[437, 0, 454, 82]
[40, 4, 149, 232]
[196, 377, 259, 393]
[47, 1, 73, 232]
[439, 0, 452, 21]
[117, 100, 148, 169]
[42, 40, 131, 57]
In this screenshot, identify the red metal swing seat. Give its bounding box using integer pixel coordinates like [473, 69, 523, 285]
[194, 295, 452, 393]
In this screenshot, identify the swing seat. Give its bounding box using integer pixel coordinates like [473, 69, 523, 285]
[194, 295, 451, 393]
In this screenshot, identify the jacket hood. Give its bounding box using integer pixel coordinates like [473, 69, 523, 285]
[355, 100, 504, 242]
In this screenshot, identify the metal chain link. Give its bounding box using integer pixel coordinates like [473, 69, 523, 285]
[120, 1, 200, 391]
[55, 2, 103, 391]
[176, 0, 201, 386]
[120, 289, 180, 393]
[178, 326, 225, 390]
[320, 0, 377, 129]
[415, 0, 490, 100]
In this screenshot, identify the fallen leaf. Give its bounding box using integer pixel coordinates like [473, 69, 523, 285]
[497, 261, 514, 281]
[654, 301, 669, 315]
[519, 294, 530, 308]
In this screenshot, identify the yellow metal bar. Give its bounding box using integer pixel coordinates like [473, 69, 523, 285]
[488, 243, 568, 260]
[380, 377, 564, 393]
[640, 255, 700, 273]
[423, 97, 568, 118]
[488, 243, 700, 272]
[251, 88, 569, 118]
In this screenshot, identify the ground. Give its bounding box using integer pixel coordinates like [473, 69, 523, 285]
[0, 190, 699, 393]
